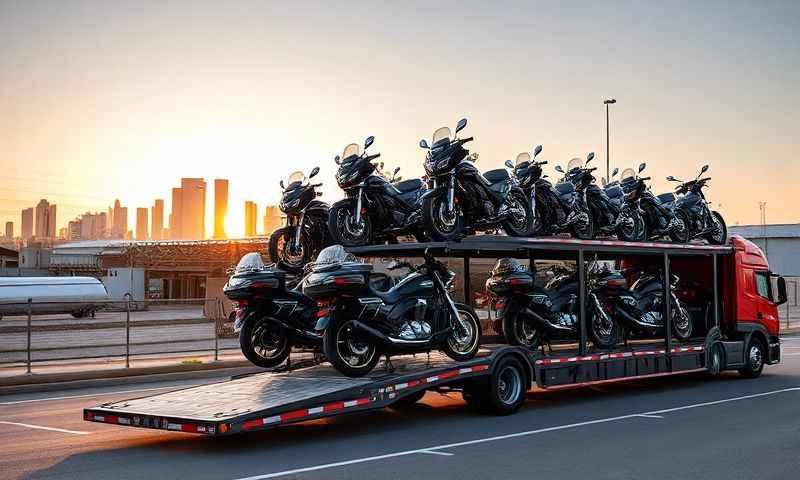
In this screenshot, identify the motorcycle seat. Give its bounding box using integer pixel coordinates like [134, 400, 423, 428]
[368, 285, 404, 304]
[394, 179, 423, 193]
[483, 169, 509, 185]
[657, 192, 676, 204]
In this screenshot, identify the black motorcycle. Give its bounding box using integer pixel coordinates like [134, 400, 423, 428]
[485, 258, 619, 350]
[223, 253, 322, 368]
[269, 167, 331, 273]
[419, 118, 532, 241]
[618, 164, 689, 243]
[555, 153, 646, 241]
[594, 266, 693, 341]
[303, 245, 482, 377]
[506, 145, 593, 238]
[666, 165, 727, 245]
[328, 136, 428, 246]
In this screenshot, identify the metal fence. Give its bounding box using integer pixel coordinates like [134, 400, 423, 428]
[783, 279, 799, 329]
[0, 297, 239, 373]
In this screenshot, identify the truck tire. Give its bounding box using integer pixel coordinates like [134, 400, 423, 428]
[707, 342, 725, 376]
[388, 390, 426, 410]
[738, 337, 765, 378]
[463, 357, 527, 415]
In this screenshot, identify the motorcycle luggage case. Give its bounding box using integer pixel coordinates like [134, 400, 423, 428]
[302, 263, 373, 298]
[485, 272, 534, 294]
[223, 269, 286, 300]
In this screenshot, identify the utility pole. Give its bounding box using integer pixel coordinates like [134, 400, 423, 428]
[603, 99, 616, 183]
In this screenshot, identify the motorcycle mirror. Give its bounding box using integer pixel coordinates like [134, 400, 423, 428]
[586, 152, 595, 163]
[395, 175, 402, 181]
[455, 118, 468, 134]
[393, 166, 400, 175]
[666, 175, 676, 182]
[555, 165, 564, 173]
[334, 155, 341, 165]
[419, 139, 430, 149]
[364, 136, 375, 150]
[601, 177, 607, 187]
[379, 162, 384, 170]
[505, 160, 514, 169]
[279, 180, 285, 189]
[638, 163, 646, 173]
[612, 167, 619, 177]
[534, 145, 543, 158]
[701, 164, 709, 173]
[309, 166, 320, 178]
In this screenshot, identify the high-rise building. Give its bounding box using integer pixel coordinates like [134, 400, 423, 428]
[213, 179, 229, 239]
[4, 221, 12, 239]
[170, 187, 182, 239]
[244, 201, 258, 237]
[263, 205, 282, 236]
[112, 199, 127, 238]
[136, 208, 149, 240]
[67, 220, 81, 241]
[34, 199, 57, 239]
[170, 179, 206, 240]
[21, 208, 34, 241]
[151, 199, 164, 240]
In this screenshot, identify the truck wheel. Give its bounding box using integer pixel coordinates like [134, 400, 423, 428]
[707, 342, 725, 376]
[465, 357, 527, 415]
[240, 317, 291, 369]
[388, 390, 426, 410]
[738, 337, 765, 378]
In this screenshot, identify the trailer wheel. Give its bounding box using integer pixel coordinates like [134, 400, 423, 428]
[388, 390, 426, 410]
[464, 357, 527, 415]
[738, 337, 765, 378]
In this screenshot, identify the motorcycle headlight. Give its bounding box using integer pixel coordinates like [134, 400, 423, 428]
[227, 277, 250, 288]
[280, 198, 301, 212]
[337, 170, 360, 187]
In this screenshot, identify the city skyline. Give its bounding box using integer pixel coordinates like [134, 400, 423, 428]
[1, 1, 798, 233]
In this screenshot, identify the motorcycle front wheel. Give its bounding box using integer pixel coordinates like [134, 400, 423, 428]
[422, 193, 465, 241]
[668, 210, 691, 243]
[705, 211, 727, 245]
[672, 299, 694, 340]
[588, 306, 620, 349]
[328, 205, 372, 247]
[502, 190, 533, 237]
[323, 315, 381, 377]
[617, 210, 646, 242]
[240, 316, 292, 368]
[441, 304, 482, 361]
[502, 311, 542, 350]
[268, 226, 311, 274]
[571, 209, 595, 240]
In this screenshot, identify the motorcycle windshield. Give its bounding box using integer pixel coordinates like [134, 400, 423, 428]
[235, 252, 266, 273]
[287, 171, 306, 185]
[431, 127, 451, 148]
[342, 143, 360, 160]
[567, 157, 583, 172]
[515, 152, 531, 166]
[315, 245, 357, 266]
[621, 168, 636, 182]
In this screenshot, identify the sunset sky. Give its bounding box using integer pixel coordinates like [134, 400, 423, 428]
[1, 0, 798, 237]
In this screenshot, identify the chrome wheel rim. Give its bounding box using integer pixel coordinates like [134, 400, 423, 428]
[447, 310, 478, 354]
[497, 366, 523, 405]
[515, 317, 540, 348]
[251, 323, 288, 360]
[508, 196, 528, 232]
[276, 235, 305, 266]
[335, 320, 376, 368]
[434, 199, 459, 233]
[337, 209, 367, 242]
[749, 344, 762, 372]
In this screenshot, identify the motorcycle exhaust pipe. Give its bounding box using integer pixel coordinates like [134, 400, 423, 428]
[524, 308, 573, 333]
[615, 307, 659, 331]
[266, 317, 322, 342]
[350, 320, 430, 347]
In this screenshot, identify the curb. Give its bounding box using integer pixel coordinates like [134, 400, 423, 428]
[0, 361, 265, 395]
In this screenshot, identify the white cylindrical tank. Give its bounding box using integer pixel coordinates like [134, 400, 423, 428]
[0, 277, 109, 318]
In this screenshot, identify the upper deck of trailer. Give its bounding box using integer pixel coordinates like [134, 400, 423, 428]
[348, 234, 734, 259]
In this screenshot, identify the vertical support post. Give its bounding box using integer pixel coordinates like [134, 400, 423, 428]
[577, 250, 587, 356]
[663, 252, 673, 360]
[463, 256, 471, 306]
[125, 296, 131, 368]
[214, 299, 220, 362]
[712, 254, 720, 329]
[26, 298, 32, 374]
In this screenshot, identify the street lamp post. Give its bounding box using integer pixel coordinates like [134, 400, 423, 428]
[604, 98, 616, 183]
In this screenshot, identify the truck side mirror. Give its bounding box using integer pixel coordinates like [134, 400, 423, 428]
[775, 275, 788, 305]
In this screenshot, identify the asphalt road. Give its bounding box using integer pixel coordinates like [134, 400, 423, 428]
[1, 337, 800, 480]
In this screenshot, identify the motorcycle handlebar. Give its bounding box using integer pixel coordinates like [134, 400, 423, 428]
[460, 137, 474, 144]
[538, 160, 548, 165]
[366, 153, 381, 161]
[639, 176, 651, 181]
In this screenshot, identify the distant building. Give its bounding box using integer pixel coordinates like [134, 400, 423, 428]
[214, 179, 228, 239]
[170, 187, 182, 239]
[35, 199, 57, 239]
[151, 199, 164, 240]
[729, 224, 800, 277]
[112, 199, 127, 238]
[21, 208, 34, 241]
[169, 178, 207, 240]
[245, 201, 258, 237]
[67, 220, 82, 241]
[263, 205, 282, 236]
[4, 221, 12, 239]
[136, 207, 149, 240]
[0, 246, 18, 269]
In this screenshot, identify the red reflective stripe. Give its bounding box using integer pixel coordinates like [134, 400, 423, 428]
[323, 402, 345, 412]
[243, 419, 263, 430]
[180, 423, 199, 433]
[280, 409, 309, 422]
[355, 397, 371, 406]
[473, 364, 489, 371]
[438, 370, 459, 380]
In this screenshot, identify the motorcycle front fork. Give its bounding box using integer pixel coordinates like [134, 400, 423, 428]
[292, 212, 305, 250]
[353, 186, 364, 224]
[447, 172, 456, 213]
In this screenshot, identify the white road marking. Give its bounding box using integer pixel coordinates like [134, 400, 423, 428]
[232, 387, 800, 480]
[0, 383, 207, 406]
[634, 414, 664, 419]
[783, 353, 800, 356]
[0, 420, 90, 435]
[419, 450, 454, 456]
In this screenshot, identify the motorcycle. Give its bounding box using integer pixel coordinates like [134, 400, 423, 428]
[594, 266, 693, 341]
[328, 136, 428, 246]
[485, 258, 619, 351]
[505, 145, 593, 238]
[419, 118, 532, 241]
[303, 245, 482, 377]
[555, 153, 646, 241]
[618, 164, 689, 243]
[223, 253, 322, 368]
[268, 167, 331, 273]
[666, 165, 727, 244]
